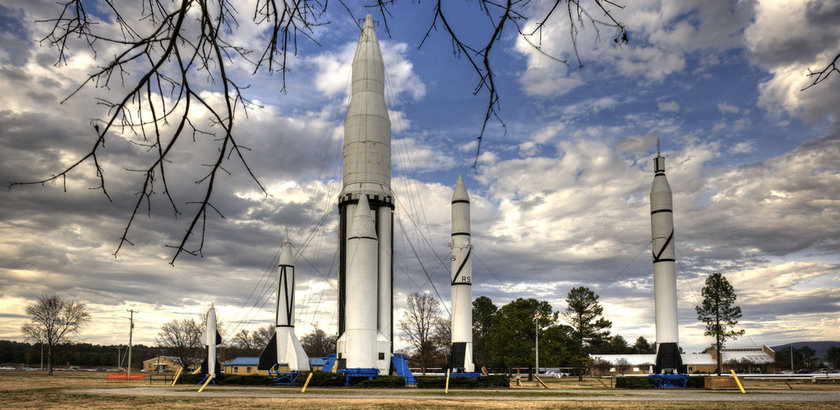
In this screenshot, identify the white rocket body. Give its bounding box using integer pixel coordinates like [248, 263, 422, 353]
[336, 14, 394, 375]
[449, 175, 474, 372]
[275, 240, 310, 371]
[650, 143, 682, 373]
[201, 306, 221, 376]
[339, 195, 381, 370]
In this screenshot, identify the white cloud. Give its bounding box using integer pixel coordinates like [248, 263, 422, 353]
[658, 101, 680, 112]
[392, 138, 455, 172]
[310, 41, 426, 103]
[745, 0, 840, 122]
[717, 102, 739, 114]
[731, 141, 755, 154]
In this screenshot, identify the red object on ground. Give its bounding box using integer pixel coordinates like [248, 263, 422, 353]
[107, 373, 145, 380]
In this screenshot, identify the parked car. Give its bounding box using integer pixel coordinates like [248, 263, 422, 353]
[816, 368, 830, 374]
[795, 369, 811, 374]
[780, 370, 794, 374]
[545, 371, 569, 378]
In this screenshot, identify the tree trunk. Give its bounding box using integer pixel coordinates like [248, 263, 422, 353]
[47, 344, 54, 376]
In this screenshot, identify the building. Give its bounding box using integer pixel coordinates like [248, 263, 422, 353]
[590, 345, 776, 376]
[224, 357, 327, 375]
[224, 357, 265, 376]
[707, 345, 776, 374]
[142, 356, 183, 373]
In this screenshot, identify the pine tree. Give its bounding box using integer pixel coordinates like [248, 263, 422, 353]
[695, 273, 745, 375]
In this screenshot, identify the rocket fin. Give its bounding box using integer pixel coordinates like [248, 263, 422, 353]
[257, 333, 278, 371]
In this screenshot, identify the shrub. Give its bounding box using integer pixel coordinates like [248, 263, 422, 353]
[175, 373, 207, 385]
[415, 376, 476, 389]
[476, 375, 509, 388]
[615, 376, 653, 389]
[356, 376, 406, 388]
[686, 376, 704, 388]
[292, 371, 345, 387]
[222, 375, 275, 385]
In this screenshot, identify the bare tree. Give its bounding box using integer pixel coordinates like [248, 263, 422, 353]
[431, 317, 451, 366]
[252, 325, 274, 348]
[300, 327, 337, 358]
[156, 318, 202, 370]
[803, 52, 840, 90]
[233, 329, 256, 350]
[399, 292, 443, 374]
[10, 0, 627, 264]
[20, 295, 91, 375]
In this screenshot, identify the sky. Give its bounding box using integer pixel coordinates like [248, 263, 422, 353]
[0, 0, 838, 356]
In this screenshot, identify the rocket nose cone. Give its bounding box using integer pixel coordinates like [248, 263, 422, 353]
[278, 240, 293, 267]
[452, 174, 470, 203]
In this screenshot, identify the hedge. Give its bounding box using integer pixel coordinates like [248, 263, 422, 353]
[415, 376, 476, 389]
[222, 375, 275, 385]
[175, 373, 211, 385]
[291, 371, 345, 387]
[476, 375, 509, 388]
[686, 376, 704, 388]
[356, 376, 406, 388]
[615, 376, 653, 389]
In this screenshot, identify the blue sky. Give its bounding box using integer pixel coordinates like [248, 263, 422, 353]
[1, 0, 838, 355]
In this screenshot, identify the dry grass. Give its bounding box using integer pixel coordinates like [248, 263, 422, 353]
[2, 371, 839, 409]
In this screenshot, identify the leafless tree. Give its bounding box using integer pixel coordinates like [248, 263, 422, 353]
[803, 52, 840, 90]
[300, 326, 337, 358]
[233, 329, 256, 350]
[252, 325, 274, 348]
[10, 1, 627, 264]
[399, 292, 444, 374]
[20, 295, 91, 375]
[156, 318, 202, 370]
[431, 317, 451, 365]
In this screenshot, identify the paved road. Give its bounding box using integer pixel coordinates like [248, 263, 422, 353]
[73, 387, 840, 402]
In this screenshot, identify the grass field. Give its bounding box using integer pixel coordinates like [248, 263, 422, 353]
[2, 371, 839, 409]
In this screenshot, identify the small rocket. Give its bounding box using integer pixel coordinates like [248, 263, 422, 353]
[650, 140, 683, 373]
[200, 305, 222, 376]
[258, 240, 310, 371]
[336, 14, 394, 375]
[448, 175, 474, 372]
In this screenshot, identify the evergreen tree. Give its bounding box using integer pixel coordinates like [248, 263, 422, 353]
[562, 287, 611, 381]
[633, 336, 655, 354]
[472, 296, 498, 368]
[695, 272, 744, 375]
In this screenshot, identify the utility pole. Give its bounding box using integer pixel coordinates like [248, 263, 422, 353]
[790, 345, 794, 372]
[535, 314, 540, 377]
[117, 346, 121, 370]
[40, 343, 43, 371]
[127, 310, 137, 377]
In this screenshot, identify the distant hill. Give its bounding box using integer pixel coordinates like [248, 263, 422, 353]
[771, 341, 840, 359]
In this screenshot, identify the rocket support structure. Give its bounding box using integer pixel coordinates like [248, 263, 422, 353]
[448, 175, 474, 372]
[336, 14, 394, 376]
[650, 141, 683, 374]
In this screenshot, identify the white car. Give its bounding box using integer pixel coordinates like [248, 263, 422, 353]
[545, 371, 569, 378]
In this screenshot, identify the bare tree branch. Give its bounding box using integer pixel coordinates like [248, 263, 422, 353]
[803, 52, 840, 91]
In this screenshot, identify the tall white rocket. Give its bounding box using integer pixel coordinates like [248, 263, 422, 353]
[200, 305, 221, 377]
[449, 175, 474, 372]
[650, 140, 683, 373]
[274, 240, 309, 371]
[336, 14, 394, 375]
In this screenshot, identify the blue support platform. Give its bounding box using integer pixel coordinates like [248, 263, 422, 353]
[197, 374, 217, 385]
[342, 367, 379, 386]
[448, 372, 481, 380]
[649, 374, 688, 388]
[322, 353, 338, 373]
[391, 354, 416, 386]
[269, 371, 300, 386]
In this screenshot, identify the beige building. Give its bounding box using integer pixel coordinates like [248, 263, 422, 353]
[142, 356, 183, 373]
[590, 345, 776, 376]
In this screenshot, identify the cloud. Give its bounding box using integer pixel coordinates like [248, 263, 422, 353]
[658, 101, 680, 112]
[717, 103, 739, 114]
[745, 0, 840, 122]
[310, 41, 426, 103]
